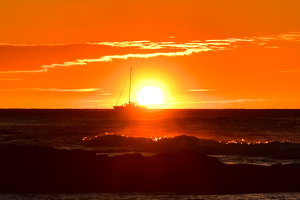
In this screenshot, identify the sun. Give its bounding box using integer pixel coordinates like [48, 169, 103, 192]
[136, 85, 164, 105]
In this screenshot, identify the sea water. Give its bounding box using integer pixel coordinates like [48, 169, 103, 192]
[0, 192, 300, 200]
[0, 109, 300, 199]
[1, 109, 299, 165]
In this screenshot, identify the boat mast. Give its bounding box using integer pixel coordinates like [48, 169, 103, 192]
[129, 67, 132, 104]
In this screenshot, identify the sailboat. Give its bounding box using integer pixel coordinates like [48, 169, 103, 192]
[113, 67, 148, 113]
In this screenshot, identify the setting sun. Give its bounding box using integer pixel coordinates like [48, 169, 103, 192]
[136, 85, 164, 105]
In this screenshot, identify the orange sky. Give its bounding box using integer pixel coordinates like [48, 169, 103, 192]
[0, 0, 300, 108]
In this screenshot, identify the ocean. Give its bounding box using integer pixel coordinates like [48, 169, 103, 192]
[0, 192, 300, 200]
[0, 109, 300, 199]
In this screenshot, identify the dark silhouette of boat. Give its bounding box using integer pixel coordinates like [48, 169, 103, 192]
[113, 67, 148, 114]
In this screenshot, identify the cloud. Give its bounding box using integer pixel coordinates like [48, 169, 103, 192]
[100, 93, 111, 95]
[0, 42, 217, 74]
[30, 48, 213, 73]
[81, 48, 209, 62]
[0, 78, 21, 80]
[278, 32, 300, 41]
[30, 88, 99, 92]
[278, 70, 300, 73]
[0, 69, 48, 74]
[174, 99, 274, 104]
[207, 99, 274, 104]
[205, 38, 254, 43]
[1, 31, 299, 74]
[89, 40, 230, 50]
[253, 32, 300, 42]
[0, 88, 99, 92]
[187, 89, 215, 92]
[77, 100, 102, 103]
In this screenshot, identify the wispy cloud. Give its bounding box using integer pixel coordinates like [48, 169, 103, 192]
[1, 31, 299, 74]
[187, 89, 215, 92]
[206, 99, 274, 104]
[278, 70, 300, 73]
[0, 69, 49, 74]
[100, 93, 111, 95]
[77, 100, 102, 103]
[0, 88, 99, 92]
[25, 48, 213, 74]
[174, 99, 274, 104]
[89, 40, 229, 50]
[0, 46, 214, 74]
[205, 38, 254, 43]
[0, 43, 75, 47]
[278, 32, 300, 41]
[31, 88, 99, 92]
[253, 32, 300, 42]
[0, 78, 21, 80]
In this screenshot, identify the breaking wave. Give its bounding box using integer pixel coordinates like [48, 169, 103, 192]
[82, 134, 300, 159]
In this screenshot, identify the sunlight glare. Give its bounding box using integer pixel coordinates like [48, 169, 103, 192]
[136, 85, 164, 105]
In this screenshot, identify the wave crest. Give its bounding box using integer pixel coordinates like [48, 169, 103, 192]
[82, 134, 300, 158]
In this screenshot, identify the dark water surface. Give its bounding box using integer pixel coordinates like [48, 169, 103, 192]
[1, 109, 300, 198]
[0, 192, 300, 200]
[0, 109, 300, 165]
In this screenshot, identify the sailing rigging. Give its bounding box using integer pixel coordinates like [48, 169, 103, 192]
[113, 67, 148, 112]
